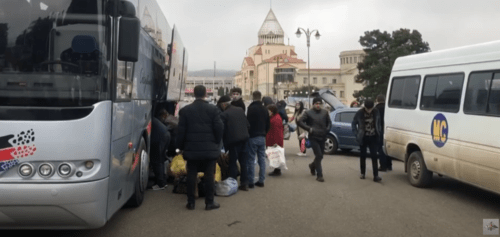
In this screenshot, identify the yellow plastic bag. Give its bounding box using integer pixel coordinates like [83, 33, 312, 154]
[170, 155, 187, 177]
[215, 164, 221, 182]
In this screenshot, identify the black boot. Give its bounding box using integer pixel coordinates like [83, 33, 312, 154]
[268, 168, 281, 176]
[205, 202, 220, 211]
[308, 163, 316, 176]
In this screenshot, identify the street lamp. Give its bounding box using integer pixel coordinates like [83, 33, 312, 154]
[296, 27, 321, 107]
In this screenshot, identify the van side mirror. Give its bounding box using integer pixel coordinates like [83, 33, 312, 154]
[118, 1, 140, 62]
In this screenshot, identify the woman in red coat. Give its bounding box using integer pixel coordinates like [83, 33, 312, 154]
[266, 104, 284, 176]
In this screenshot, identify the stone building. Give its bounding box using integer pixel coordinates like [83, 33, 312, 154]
[234, 9, 365, 106]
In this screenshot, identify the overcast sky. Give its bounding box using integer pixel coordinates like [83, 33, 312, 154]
[157, 0, 500, 71]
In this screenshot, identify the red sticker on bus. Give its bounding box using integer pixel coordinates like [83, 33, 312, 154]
[0, 129, 37, 172]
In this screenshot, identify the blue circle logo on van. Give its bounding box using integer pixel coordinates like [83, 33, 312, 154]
[431, 113, 448, 147]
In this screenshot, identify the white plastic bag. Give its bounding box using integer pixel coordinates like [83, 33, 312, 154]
[215, 177, 238, 196]
[265, 145, 288, 170]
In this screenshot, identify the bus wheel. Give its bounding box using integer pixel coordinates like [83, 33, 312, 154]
[407, 151, 433, 188]
[126, 138, 149, 207]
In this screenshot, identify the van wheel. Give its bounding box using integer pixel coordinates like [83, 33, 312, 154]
[126, 138, 149, 207]
[407, 151, 433, 188]
[325, 135, 338, 154]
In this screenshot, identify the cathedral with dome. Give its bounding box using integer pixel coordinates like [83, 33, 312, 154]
[234, 9, 365, 106]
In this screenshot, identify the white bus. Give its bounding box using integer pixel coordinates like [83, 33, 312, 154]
[384, 40, 500, 195]
[0, 0, 187, 229]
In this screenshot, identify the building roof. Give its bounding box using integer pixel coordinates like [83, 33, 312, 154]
[306, 69, 340, 71]
[290, 49, 297, 56]
[264, 54, 305, 63]
[244, 57, 255, 66]
[277, 63, 297, 68]
[258, 9, 284, 37]
[254, 47, 262, 55]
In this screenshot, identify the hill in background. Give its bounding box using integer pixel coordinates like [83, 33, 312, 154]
[188, 69, 238, 77]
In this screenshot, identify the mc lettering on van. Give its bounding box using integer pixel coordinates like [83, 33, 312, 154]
[431, 114, 448, 147]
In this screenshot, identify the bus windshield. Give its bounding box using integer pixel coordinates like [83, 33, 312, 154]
[0, 0, 109, 107]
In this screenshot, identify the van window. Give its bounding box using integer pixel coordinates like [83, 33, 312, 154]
[420, 73, 464, 113]
[465, 71, 500, 115]
[388, 76, 421, 109]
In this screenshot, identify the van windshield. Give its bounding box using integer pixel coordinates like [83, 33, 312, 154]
[0, 0, 109, 107]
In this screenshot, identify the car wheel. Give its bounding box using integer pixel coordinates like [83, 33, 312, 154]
[407, 151, 433, 188]
[325, 135, 338, 155]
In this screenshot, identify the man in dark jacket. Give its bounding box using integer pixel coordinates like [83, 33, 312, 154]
[246, 91, 270, 188]
[352, 99, 382, 182]
[177, 85, 224, 210]
[298, 97, 332, 182]
[276, 100, 289, 124]
[375, 94, 391, 171]
[219, 96, 251, 191]
[230, 88, 246, 113]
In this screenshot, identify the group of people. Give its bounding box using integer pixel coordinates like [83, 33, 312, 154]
[152, 84, 390, 211]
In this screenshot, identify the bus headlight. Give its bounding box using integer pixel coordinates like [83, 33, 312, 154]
[58, 163, 72, 177]
[85, 161, 94, 169]
[39, 164, 53, 177]
[19, 164, 34, 177]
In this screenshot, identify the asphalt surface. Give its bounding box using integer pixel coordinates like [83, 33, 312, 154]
[6, 133, 500, 237]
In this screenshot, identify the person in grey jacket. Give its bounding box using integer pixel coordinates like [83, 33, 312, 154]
[297, 97, 332, 182]
[351, 99, 382, 182]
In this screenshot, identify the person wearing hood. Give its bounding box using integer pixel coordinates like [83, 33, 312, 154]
[290, 101, 307, 156]
[297, 97, 332, 182]
[352, 99, 382, 182]
[262, 96, 274, 107]
[219, 96, 251, 191]
[276, 100, 289, 124]
[230, 88, 246, 112]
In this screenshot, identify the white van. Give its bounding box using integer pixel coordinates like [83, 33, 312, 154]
[384, 40, 500, 195]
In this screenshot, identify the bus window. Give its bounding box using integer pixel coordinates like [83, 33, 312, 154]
[388, 76, 420, 109]
[420, 73, 464, 113]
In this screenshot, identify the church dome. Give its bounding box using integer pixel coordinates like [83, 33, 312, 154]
[258, 9, 284, 45]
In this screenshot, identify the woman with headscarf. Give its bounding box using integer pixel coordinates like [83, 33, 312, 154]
[266, 104, 284, 176]
[289, 101, 307, 156]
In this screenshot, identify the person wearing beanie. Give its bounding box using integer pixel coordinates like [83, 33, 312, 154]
[297, 97, 332, 182]
[352, 99, 382, 182]
[219, 95, 251, 191]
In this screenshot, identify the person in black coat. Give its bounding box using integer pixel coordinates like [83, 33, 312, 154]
[177, 85, 224, 210]
[246, 91, 270, 188]
[351, 99, 382, 182]
[230, 88, 246, 112]
[219, 95, 251, 191]
[375, 94, 391, 171]
[297, 97, 332, 182]
[276, 100, 289, 124]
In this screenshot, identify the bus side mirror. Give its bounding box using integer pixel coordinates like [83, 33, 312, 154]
[118, 2, 140, 62]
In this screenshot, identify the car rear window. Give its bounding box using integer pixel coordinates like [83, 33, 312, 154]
[336, 112, 356, 123]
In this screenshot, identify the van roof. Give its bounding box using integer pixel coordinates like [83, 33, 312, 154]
[392, 40, 500, 72]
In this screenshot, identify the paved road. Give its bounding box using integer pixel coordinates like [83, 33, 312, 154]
[6, 136, 500, 236]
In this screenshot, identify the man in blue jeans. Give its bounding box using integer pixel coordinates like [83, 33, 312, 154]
[246, 91, 270, 188]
